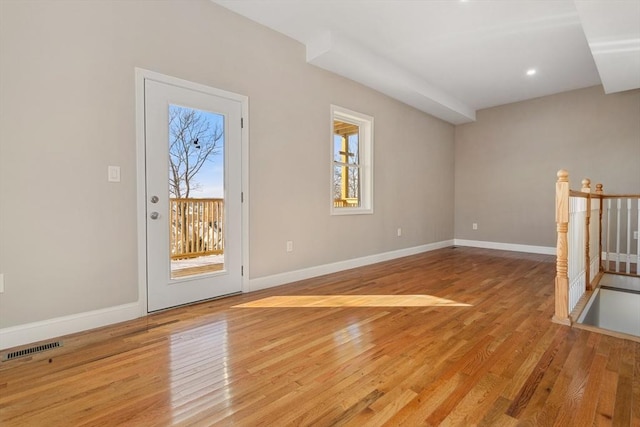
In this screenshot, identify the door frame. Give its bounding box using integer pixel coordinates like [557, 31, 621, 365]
[134, 68, 249, 314]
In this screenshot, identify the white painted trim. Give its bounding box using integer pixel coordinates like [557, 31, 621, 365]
[241, 95, 250, 292]
[454, 239, 556, 255]
[329, 104, 374, 216]
[135, 68, 149, 314]
[134, 68, 250, 306]
[0, 303, 142, 350]
[248, 240, 453, 292]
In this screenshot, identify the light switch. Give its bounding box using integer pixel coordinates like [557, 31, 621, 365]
[108, 166, 121, 183]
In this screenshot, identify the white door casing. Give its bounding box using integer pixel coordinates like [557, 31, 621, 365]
[135, 69, 248, 312]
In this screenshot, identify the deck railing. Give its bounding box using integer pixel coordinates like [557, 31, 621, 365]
[554, 170, 639, 325]
[333, 198, 360, 208]
[170, 198, 224, 260]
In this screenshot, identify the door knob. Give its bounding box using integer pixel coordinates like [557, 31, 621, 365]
[150, 212, 159, 220]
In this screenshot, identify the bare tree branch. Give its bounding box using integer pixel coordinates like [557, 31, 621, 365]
[168, 106, 223, 198]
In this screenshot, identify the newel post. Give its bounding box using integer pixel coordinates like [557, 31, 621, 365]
[582, 179, 592, 290]
[595, 184, 603, 195]
[553, 170, 571, 325]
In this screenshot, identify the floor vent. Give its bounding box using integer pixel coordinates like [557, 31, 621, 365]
[2, 341, 63, 362]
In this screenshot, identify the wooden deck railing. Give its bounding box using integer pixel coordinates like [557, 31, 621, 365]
[554, 170, 639, 325]
[333, 198, 359, 208]
[170, 198, 223, 260]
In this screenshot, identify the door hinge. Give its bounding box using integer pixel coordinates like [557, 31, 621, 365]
[241, 266, 244, 276]
[241, 117, 244, 128]
[241, 192, 244, 203]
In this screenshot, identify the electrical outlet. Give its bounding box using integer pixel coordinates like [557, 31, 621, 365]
[286, 241, 293, 252]
[108, 165, 121, 182]
[472, 223, 478, 230]
[397, 228, 402, 237]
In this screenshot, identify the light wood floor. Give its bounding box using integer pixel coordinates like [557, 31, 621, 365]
[1, 247, 638, 426]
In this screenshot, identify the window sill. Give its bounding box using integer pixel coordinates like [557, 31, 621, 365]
[330, 207, 374, 216]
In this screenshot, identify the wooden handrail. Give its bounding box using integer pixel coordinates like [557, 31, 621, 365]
[600, 194, 640, 199]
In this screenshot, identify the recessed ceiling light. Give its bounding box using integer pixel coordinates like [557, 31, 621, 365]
[526, 69, 537, 76]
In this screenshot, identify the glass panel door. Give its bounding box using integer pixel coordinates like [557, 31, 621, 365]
[144, 77, 243, 312]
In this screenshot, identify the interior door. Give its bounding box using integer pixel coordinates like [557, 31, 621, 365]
[144, 78, 243, 311]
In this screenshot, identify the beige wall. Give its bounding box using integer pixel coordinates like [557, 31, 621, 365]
[454, 86, 640, 247]
[0, 0, 455, 328]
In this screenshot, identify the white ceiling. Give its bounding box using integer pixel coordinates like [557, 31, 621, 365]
[213, 0, 640, 124]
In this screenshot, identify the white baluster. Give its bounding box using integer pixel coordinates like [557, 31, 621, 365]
[615, 199, 621, 272]
[606, 199, 611, 271]
[627, 198, 632, 274]
[637, 199, 640, 274]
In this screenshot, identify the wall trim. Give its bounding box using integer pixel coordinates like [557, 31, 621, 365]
[1, 240, 453, 350]
[454, 239, 556, 255]
[248, 239, 454, 292]
[1, 238, 563, 350]
[0, 302, 144, 351]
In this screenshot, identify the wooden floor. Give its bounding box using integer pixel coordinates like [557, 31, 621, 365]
[1, 247, 639, 426]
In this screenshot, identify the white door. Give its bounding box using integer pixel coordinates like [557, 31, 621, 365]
[144, 78, 243, 311]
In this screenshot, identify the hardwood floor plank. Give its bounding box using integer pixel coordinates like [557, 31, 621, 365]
[633, 342, 640, 427]
[505, 326, 571, 417]
[1, 247, 638, 426]
[612, 340, 636, 426]
[595, 367, 619, 426]
[573, 353, 609, 426]
[437, 372, 507, 426]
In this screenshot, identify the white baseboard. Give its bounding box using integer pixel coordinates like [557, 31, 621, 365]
[454, 239, 556, 255]
[0, 302, 144, 351]
[248, 240, 454, 292]
[0, 238, 561, 351]
[0, 241, 453, 351]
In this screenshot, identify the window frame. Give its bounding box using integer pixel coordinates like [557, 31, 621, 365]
[330, 105, 374, 215]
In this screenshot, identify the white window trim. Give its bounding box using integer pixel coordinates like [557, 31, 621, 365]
[330, 105, 374, 215]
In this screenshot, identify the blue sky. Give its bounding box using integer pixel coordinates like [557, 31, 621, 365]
[170, 106, 225, 199]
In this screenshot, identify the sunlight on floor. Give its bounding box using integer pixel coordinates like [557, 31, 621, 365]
[233, 295, 472, 308]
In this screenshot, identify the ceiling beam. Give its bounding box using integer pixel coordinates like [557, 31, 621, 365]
[306, 31, 476, 125]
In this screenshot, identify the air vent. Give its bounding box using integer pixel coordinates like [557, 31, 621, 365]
[2, 341, 63, 361]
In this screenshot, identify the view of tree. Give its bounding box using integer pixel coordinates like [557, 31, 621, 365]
[169, 105, 223, 198]
[333, 166, 360, 200]
[333, 134, 360, 201]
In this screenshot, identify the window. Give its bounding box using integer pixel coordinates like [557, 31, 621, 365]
[331, 105, 373, 215]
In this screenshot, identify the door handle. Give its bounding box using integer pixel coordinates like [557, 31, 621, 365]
[150, 212, 159, 220]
